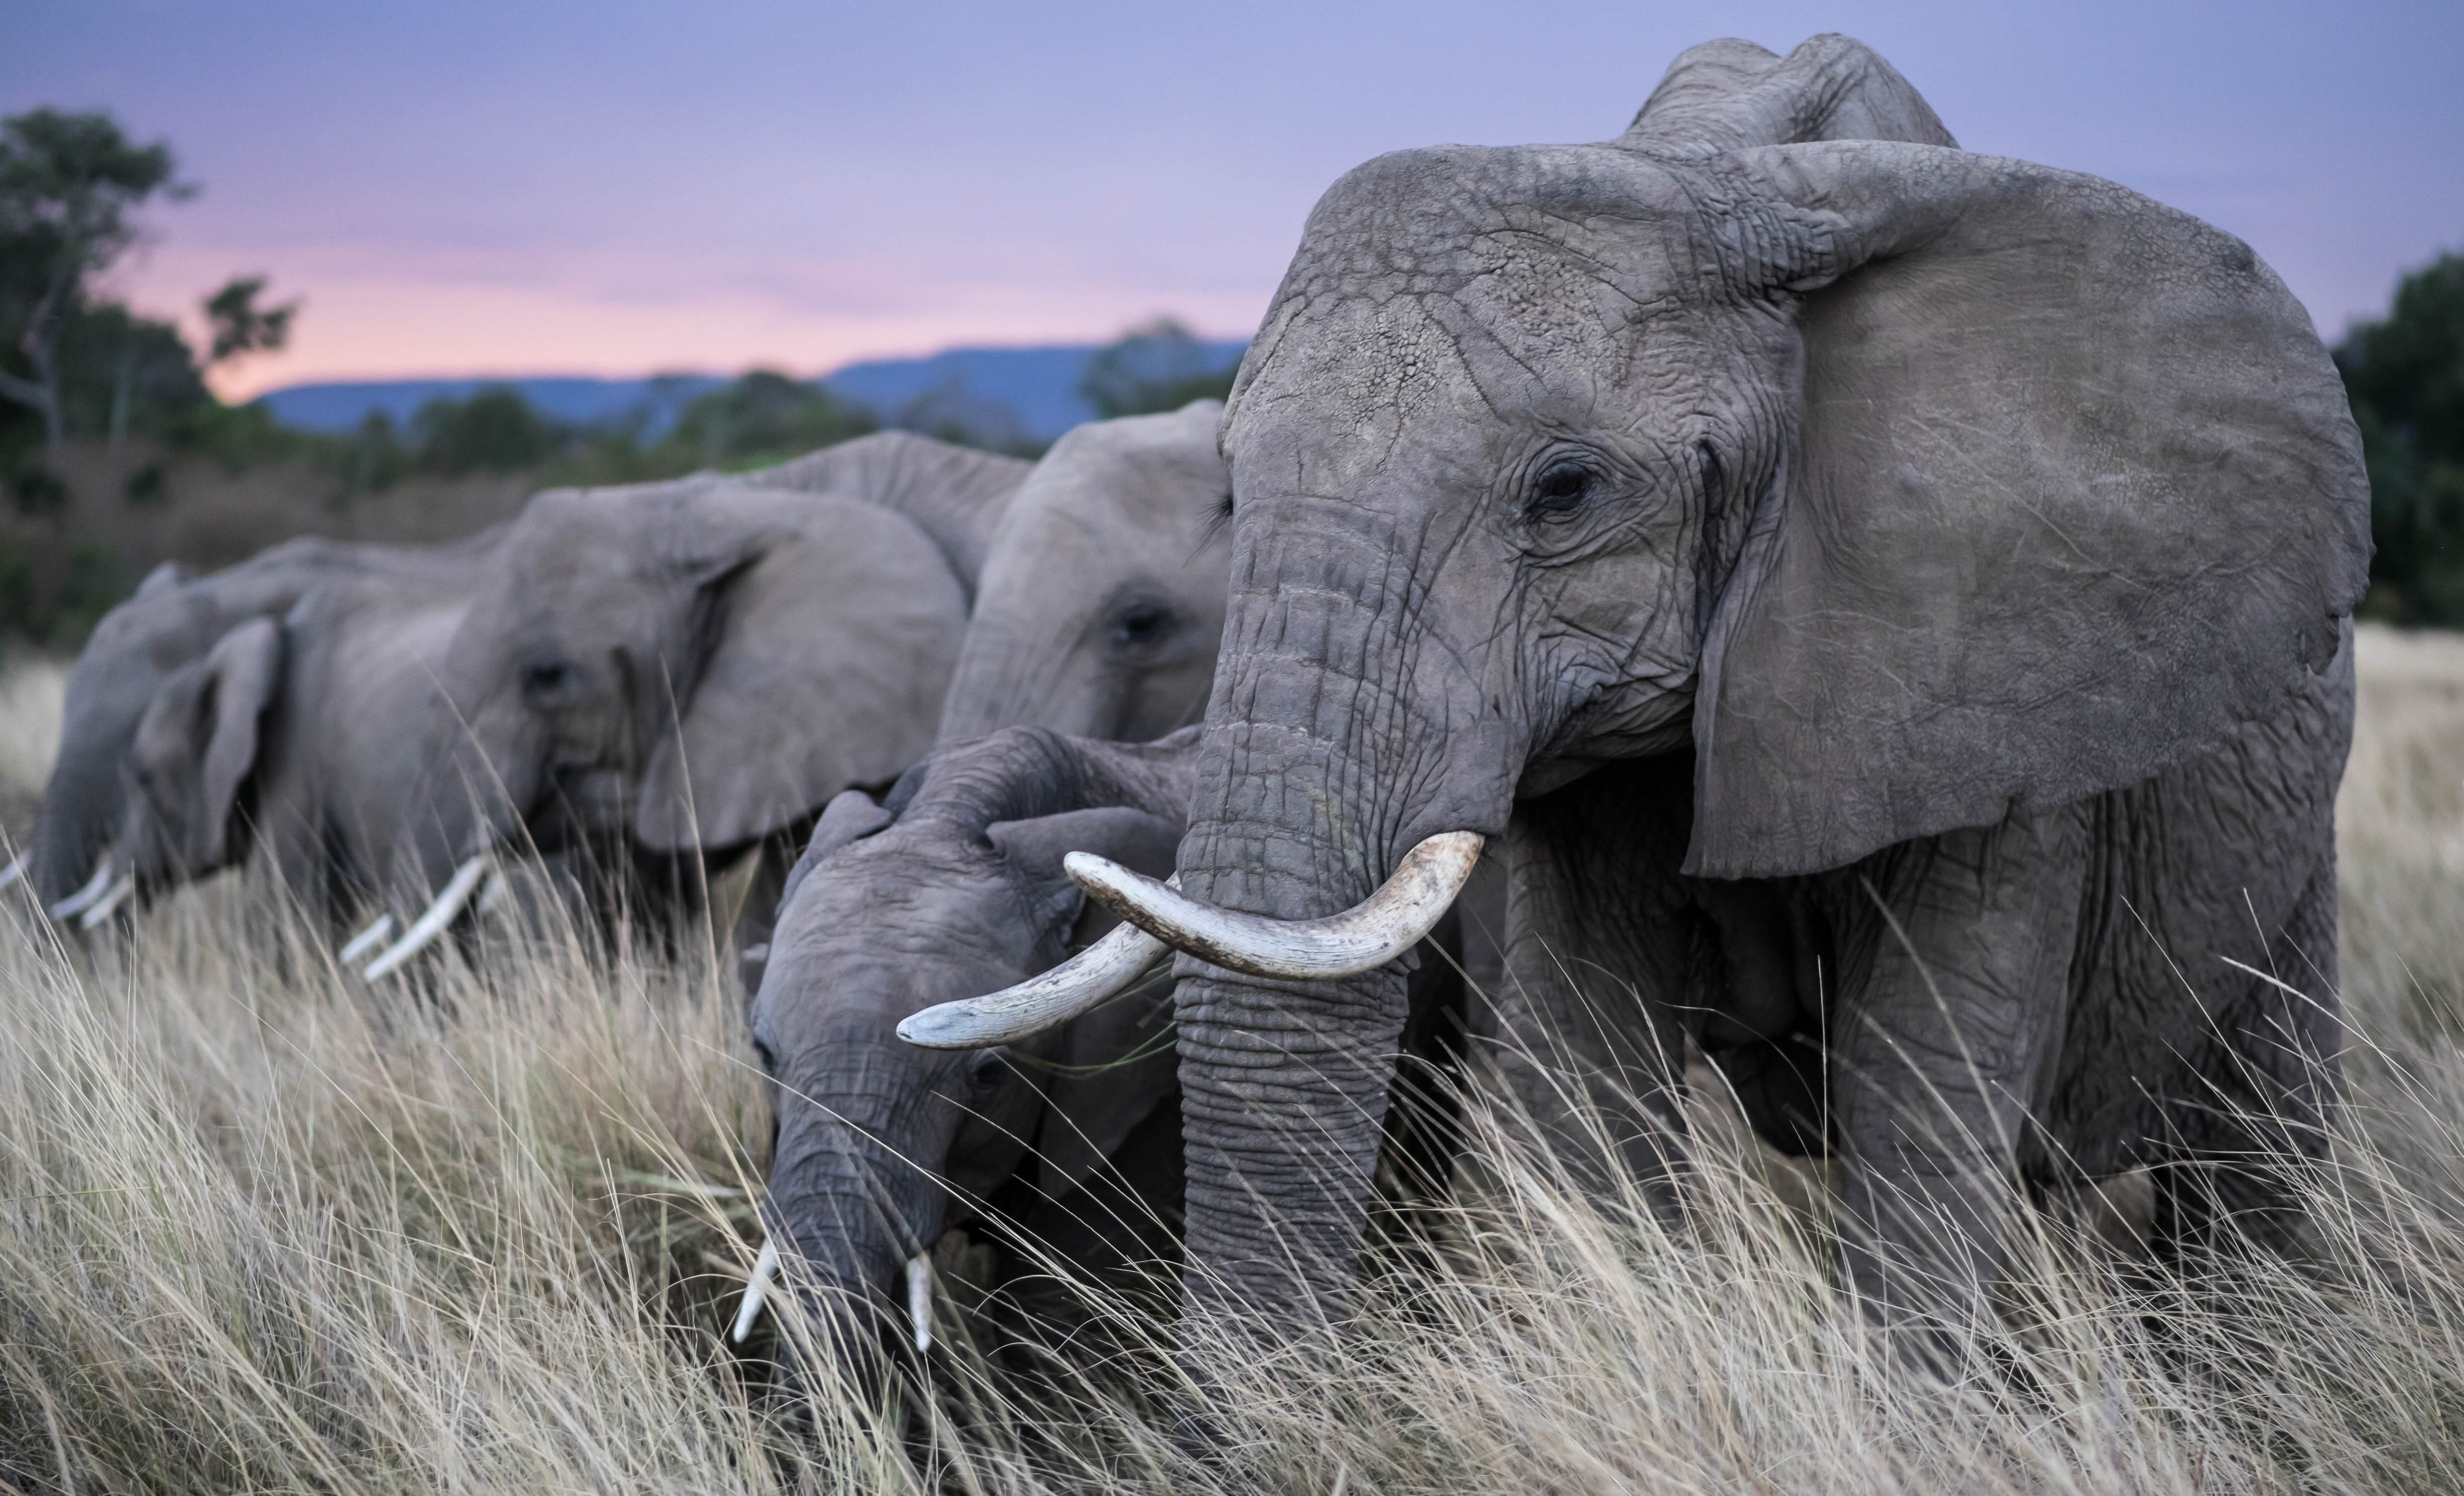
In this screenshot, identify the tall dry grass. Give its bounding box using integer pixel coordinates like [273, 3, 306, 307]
[0, 626, 2457, 1492]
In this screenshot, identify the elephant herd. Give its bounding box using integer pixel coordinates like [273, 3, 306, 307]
[17, 34, 2373, 1396]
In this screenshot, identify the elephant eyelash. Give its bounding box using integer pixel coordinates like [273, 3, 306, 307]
[1197, 491, 1236, 551]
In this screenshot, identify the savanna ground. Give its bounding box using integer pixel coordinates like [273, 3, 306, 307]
[0, 628, 2458, 1493]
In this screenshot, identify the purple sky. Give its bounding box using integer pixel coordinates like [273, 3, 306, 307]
[9, 0, 2459, 398]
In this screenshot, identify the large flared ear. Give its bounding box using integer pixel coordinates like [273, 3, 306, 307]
[1686, 141, 2370, 879]
[1622, 33, 1954, 153]
[986, 806, 1185, 1197]
[634, 494, 968, 852]
[740, 431, 1032, 597]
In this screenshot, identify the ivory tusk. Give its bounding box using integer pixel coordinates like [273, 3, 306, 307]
[896, 878, 1177, 1050]
[474, 870, 511, 918]
[336, 913, 397, 964]
[48, 859, 117, 920]
[907, 1252, 932, 1353]
[731, 1238, 780, 1344]
[76, 873, 136, 931]
[360, 855, 491, 981]
[0, 852, 25, 891]
[1070, 830, 1484, 981]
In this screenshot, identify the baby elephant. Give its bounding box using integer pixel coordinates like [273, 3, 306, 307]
[736, 728, 1199, 1376]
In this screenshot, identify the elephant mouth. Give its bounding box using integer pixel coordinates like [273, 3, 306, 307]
[731, 1236, 937, 1354]
[899, 832, 1483, 1050]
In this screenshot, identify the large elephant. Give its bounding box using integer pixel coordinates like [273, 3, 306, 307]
[913, 34, 2371, 1352]
[27, 531, 503, 925]
[936, 400, 1231, 745]
[367, 432, 1029, 973]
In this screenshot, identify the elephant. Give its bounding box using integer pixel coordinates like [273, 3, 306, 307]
[104, 563, 489, 935]
[27, 531, 504, 927]
[737, 729, 1196, 1374]
[366, 431, 1030, 975]
[739, 725, 1470, 1377]
[907, 33, 2373, 1359]
[935, 400, 1231, 746]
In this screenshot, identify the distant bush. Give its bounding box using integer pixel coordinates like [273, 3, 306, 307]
[412, 385, 562, 474]
[1079, 317, 1239, 419]
[2339, 250, 2464, 626]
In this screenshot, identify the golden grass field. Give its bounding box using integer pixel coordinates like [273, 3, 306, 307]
[0, 625, 2460, 1493]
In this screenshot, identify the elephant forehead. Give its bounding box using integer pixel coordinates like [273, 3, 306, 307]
[1239, 147, 1718, 473]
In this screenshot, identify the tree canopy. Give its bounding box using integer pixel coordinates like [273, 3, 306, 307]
[0, 108, 189, 448]
[2339, 251, 2464, 626]
[1077, 318, 1239, 420]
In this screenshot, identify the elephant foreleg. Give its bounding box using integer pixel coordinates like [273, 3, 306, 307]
[1493, 754, 1702, 1203]
[1822, 803, 2088, 1363]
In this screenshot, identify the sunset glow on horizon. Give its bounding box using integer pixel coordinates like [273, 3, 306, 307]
[12, 0, 2458, 403]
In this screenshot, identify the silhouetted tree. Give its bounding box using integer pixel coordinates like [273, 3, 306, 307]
[202, 274, 298, 368]
[2339, 251, 2464, 625]
[0, 109, 187, 450]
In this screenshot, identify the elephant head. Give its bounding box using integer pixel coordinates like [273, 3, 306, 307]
[393, 434, 1026, 952]
[741, 727, 1196, 1372]
[936, 401, 1233, 744]
[916, 35, 2370, 1326]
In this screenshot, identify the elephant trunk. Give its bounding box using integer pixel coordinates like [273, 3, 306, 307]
[760, 1037, 959, 1372]
[31, 717, 125, 904]
[1167, 510, 1497, 1330]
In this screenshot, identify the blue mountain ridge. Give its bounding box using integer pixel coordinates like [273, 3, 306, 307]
[257, 340, 1248, 445]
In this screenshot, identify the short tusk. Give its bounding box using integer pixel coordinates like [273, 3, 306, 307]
[48, 858, 117, 920]
[474, 870, 511, 918]
[336, 913, 397, 964]
[896, 879, 1176, 1050]
[360, 855, 491, 981]
[907, 1252, 932, 1353]
[76, 873, 136, 931]
[0, 852, 26, 891]
[1071, 830, 1484, 981]
[731, 1238, 780, 1344]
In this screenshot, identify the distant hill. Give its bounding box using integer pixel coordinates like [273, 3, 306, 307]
[257, 339, 1248, 444]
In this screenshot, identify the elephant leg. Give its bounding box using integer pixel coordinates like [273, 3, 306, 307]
[2153, 856, 2342, 1258]
[1491, 754, 1703, 1202]
[1823, 803, 2088, 1362]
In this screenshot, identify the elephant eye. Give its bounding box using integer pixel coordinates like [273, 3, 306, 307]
[966, 1049, 1012, 1091]
[1110, 601, 1174, 648]
[1526, 460, 1596, 521]
[522, 659, 578, 699]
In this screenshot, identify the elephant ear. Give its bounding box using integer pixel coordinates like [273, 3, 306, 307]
[132, 616, 284, 869]
[987, 806, 1185, 1197]
[1622, 33, 1954, 153]
[634, 492, 969, 852]
[1686, 141, 2370, 879]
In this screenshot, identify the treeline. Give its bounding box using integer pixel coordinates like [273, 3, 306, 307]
[2338, 250, 2464, 627]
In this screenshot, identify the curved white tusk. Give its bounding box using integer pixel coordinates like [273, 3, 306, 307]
[48, 859, 117, 920]
[896, 878, 1177, 1051]
[907, 1252, 933, 1353]
[731, 1238, 780, 1344]
[474, 869, 511, 918]
[360, 855, 491, 981]
[1070, 830, 1485, 981]
[76, 873, 136, 931]
[0, 852, 26, 891]
[336, 913, 398, 965]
